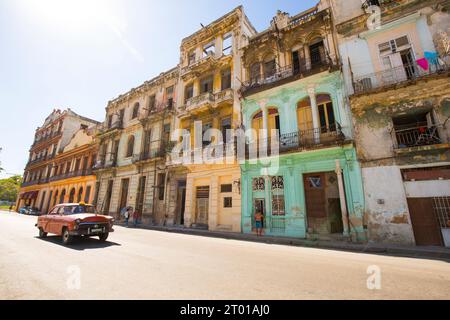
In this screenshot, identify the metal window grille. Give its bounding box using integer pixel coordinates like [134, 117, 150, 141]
[433, 197, 450, 229]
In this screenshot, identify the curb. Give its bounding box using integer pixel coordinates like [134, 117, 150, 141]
[115, 222, 450, 260]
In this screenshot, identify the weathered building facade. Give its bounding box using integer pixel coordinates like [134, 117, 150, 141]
[239, 4, 366, 241]
[17, 109, 99, 212]
[17, 1, 450, 249]
[331, 0, 450, 246]
[94, 68, 186, 226]
[174, 7, 257, 232]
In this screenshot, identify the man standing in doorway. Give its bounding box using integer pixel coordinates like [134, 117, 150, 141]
[255, 210, 264, 237]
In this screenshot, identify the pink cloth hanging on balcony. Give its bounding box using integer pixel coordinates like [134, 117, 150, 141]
[416, 58, 429, 71]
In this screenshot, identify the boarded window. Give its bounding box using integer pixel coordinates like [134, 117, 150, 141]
[126, 136, 135, 158]
[221, 68, 232, 90]
[158, 173, 166, 201]
[221, 184, 232, 193]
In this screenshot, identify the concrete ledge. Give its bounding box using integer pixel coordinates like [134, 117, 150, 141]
[116, 222, 450, 261]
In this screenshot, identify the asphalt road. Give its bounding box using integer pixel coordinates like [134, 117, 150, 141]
[1, 211, 449, 300]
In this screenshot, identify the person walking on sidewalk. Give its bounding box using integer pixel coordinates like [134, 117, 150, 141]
[124, 207, 132, 227]
[133, 210, 141, 228]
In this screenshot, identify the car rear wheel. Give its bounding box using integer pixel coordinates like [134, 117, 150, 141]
[99, 232, 109, 242]
[62, 228, 73, 245]
[38, 228, 47, 238]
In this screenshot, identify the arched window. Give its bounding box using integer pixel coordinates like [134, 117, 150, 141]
[316, 94, 335, 132]
[297, 97, 313, 132]
[69, 188, 76, 203]
[251, 108, 280, 141]
[126, 135, 135, 158]
[297, 94, 335, 133]
[77, 187, 83, 203]
[132, 103, 140, 119]
[59, 189, 66, 204]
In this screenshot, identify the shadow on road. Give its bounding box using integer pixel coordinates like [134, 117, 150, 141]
[35, 236, 121, 251]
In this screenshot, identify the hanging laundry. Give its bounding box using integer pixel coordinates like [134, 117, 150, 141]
[416, 58, 429, 71]
[424, 51, 439, 65]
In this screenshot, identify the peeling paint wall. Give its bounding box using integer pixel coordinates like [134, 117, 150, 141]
[362, 166, 416, 245]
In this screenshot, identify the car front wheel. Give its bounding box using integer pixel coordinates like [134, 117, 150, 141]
[99, 232, 109, 242]
[38, 228, 47, 238]
[62, 228, 73, 245]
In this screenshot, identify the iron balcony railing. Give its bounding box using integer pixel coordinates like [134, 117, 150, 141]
[137, 147, 167, 162]
[184, 92, 215, 111]
[246, 124, 346, 159]
[32, 130, 62, 147]
[392, 123, 444, 150]
[21, 180, 39, 187]
[288, 7, 319, 28]
[362, 0, 408, 10]
[242, 55, 338, 95]
[353, 60, 449, 95]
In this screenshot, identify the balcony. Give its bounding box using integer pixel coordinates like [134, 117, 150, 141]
[139, 101, 174, 122]
[135, 147, 167, 163]
[391, 123, 449, 154]
[98, 120, 124, 136]
[215, 88, 234, 105]
[182, 92, 215, 113]
[361, 0, 413, 11]
[21, 180, 39, 188]
[241, 55, 339, 97]
[353, 60, 449, 95]
[32, 130, 62, 148]
[48, 169, 93, 183]
[245, 124, 346, 159]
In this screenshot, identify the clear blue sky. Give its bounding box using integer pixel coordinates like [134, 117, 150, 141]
[0, 0, 317, 178]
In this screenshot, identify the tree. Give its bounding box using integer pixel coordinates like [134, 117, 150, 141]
[0, 147, 3, 173]
[0, 175, 22, 203]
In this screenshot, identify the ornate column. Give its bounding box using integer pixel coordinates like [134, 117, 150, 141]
[307, 85, 321, 144]
[335, 159, 350, 237]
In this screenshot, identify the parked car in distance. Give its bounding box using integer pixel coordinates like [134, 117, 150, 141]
[19, 206, 31, 215]
[36, 203, 115, 245]
[28, 207, 42, 216]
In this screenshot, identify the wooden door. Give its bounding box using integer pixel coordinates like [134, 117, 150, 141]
[297, 106, 313, 132]
[407, 198, 443, 246]
[119, 179, 129, 212]
[304, 173, 327, 220]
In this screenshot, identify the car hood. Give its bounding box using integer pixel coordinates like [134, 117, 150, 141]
[71, 214, 113, 223]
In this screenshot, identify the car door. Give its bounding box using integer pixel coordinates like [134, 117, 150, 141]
[44, 207, 56, 234]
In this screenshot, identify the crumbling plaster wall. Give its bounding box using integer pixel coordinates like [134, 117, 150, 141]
[350, 76, 450, 164]
[350, 75, 450, 245]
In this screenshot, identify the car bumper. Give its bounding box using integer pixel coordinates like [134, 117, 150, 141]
[69, 227, 114, 236]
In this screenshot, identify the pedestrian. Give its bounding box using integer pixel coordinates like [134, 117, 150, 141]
[124, 207, 132, 227]
[133, 210, 141, 227]
[254, 210, 264, 237]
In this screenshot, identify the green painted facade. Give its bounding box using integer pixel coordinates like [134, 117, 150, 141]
[240, 71, 366, 241]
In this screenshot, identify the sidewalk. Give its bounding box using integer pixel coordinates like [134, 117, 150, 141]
[116, 222, 450, 261]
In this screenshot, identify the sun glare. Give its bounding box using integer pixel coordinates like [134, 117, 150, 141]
[19, 0, 117, 31]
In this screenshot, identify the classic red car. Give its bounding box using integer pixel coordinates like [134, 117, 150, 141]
[36, 203, 114, 245]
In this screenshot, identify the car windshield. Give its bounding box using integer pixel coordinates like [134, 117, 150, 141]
[63, 205, 97, 215]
